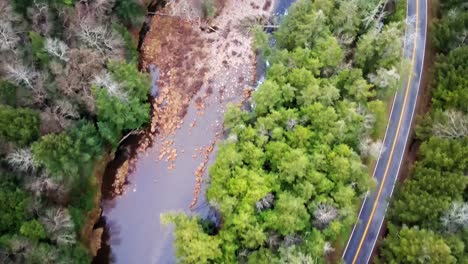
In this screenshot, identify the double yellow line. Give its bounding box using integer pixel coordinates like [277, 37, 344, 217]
[351, 0, 420, 263]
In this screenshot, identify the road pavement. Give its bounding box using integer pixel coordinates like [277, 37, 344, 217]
[342, 0, 428, 263]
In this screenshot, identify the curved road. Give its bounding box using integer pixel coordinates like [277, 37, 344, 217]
[342, 0, 427, 263]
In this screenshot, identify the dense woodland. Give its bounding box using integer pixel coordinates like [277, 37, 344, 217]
[0, 0, 149, 262]
[378, 0, 468, 263]
[165, 0, 409, 263]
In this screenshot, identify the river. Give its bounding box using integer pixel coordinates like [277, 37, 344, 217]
[95, 0, 295, 263]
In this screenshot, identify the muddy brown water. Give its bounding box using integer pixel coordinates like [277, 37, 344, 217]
[94, 1, 296, 263]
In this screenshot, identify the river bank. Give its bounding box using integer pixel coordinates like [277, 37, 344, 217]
[91, 0, 278, 262]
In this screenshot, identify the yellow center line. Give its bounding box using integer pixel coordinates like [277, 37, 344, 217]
[351, 0, 420, 263]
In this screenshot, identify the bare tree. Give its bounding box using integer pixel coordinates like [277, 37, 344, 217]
[91, 0, 116, 18]
[166, 0, 201, 21]
[52, 48, 103, 114]
[78, 19, 124, 56]
[6, 148, 38, 173]
[441, 202, 468, 233]
[27, 1, 53, 35]
[369, 66, 401, 91]
[357, 103, 376, 131]
[432, 110, 468, 139]
[313, 203, 338, 229]
[323, 242, 335, 255]
[3, 62, 38, 89]
[45, 38, 70, 61]
[40, 207, 76, 246]
[359, 138, 385, 159]
[362, 0, 390, 29]
[40, 99, 79, 134]
[0, 1, 20, 52]
[27, 173, 69, 204]
[255, 193, 275, 212]
[286, 118, 298, 131]
[93, 70, 128, 101]
[278, 246, 314, 264]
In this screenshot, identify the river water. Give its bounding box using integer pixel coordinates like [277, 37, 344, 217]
[95, 1, 295, 263]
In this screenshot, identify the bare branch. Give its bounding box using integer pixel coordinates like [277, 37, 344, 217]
[432, 110, 468, 139]
[313, 203, 338, 229]
[44, 38, 70, 62]
[4, 62, 38, 89]
[6, 148, 39, 173]
[93, 70, 128, 101]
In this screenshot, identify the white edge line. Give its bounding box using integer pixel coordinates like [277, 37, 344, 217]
[341, 0, 413, 259]
[364, 1, 428, 263]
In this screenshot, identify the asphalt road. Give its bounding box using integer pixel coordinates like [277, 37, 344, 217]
[342, 0, 427, 263]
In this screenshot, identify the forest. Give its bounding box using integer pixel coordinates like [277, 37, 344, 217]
[0, 0, 149, 262]
[377, 0, 468, 263]
[164, 0, 410, 263]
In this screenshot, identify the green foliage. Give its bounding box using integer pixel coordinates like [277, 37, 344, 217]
[11, 0, 34, 14]
[20, 220, 47, 240]
[275, 0, 330, 50]
[202, 0, 217, 19]
[114, 0, 145, 27]
[432, 46, 468, 112]
[380, 225, 457, 264]
[32, 121, 103, 180]
[264, 193, 310, 235]
[94, 61, 150, 145]
[433, 8, 468, 54]
[390, 137, 468, 228]
[0, 105, 40, 146]
[0, 180, 30, 234]
[29, 31, 50, 67]
[0, 81, 18, 106]
[113, 23, 139, 63]
[387, 0, 408, 23]
[355, 22, 403, 74]
[162, 213, 222, 264]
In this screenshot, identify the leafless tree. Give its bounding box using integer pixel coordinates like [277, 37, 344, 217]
[78, 19, 124, 56]
[6, 148, 38, 173]
[45, 38, 70, 61]
[40, 207, 76, 246]
[286, 118, 298, 131]
[166, 0, 201, 21]
[226, 133, 238, 143]
[369, 66, 401, 91]
[255, 193, 275, 212]
[362, 0, 390, 29]
[27, 1, 53, 35]
[3, 62, 37, 89]
[279, 246, 314, 264]
[313, 203, 338, 229]
[90, 0, 116, 18]
[266, 232, 281, 250]
[40, 99, 79, 133]
[432, 110, 468, 139]
[359, 138, 385, 159]
[0, 1, 20, 52]
[282, 234, 303, 247]
[27, 173, 69, 204]
[53, 48, 103, 113]
[357, 103, 376, 131]
[93, 70, 128, 101]
[441, 202, 468, 233]
[323, 242, 335, 255]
